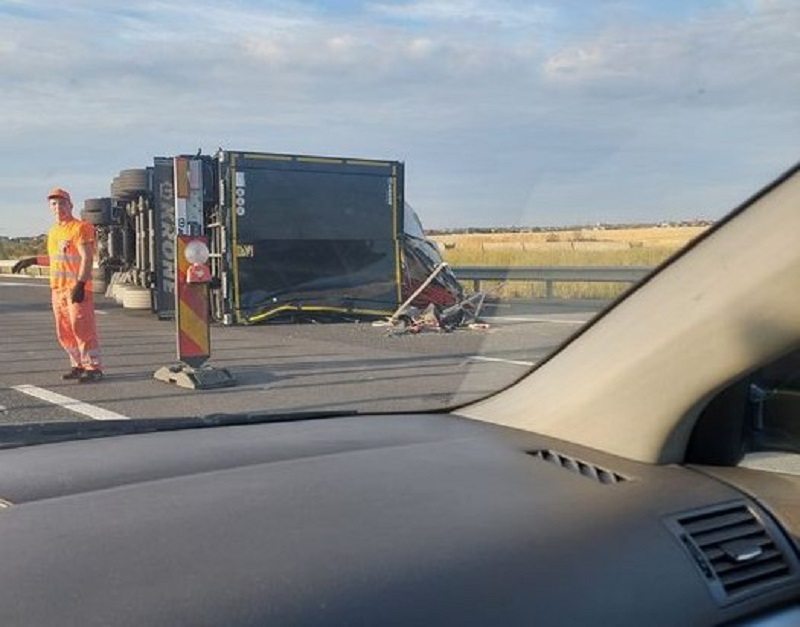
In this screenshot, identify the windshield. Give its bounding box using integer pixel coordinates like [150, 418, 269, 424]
[1, 1, 797, 427]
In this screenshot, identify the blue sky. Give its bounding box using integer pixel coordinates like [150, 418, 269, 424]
[1, 0, 797, 236]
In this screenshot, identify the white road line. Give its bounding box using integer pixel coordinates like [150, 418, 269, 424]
[469, 356, 536, 367]
[486, 316, 589, 325]
[12, 385, 129, 421]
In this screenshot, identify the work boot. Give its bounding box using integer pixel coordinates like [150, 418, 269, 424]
[78, 369, 104, 384]
[62, 367, 85, 380]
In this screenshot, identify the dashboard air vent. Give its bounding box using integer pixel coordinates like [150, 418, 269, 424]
[668, 502, 798, 604]
[527, 450, 628, 485]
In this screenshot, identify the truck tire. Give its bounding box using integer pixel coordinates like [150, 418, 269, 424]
[112, 284, 128, 304]
[81, 211, 107, 225]
[90, 267, 108, 294]
[114, 169, 149, 200]
[82, 198, 112, 225]
[122, 286, 152, 310]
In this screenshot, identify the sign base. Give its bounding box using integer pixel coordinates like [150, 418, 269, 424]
[154, 363, 237, 390]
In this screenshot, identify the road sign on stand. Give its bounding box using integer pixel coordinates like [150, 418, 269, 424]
[175, 235, 211, 367]
[154, 155, 236, 390]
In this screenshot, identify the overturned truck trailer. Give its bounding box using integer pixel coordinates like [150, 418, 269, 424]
[85, 150, 463, 324]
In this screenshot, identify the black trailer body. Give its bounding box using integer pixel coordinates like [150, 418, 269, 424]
[104, 149, 464, 326]
[218, 152, 405, 324]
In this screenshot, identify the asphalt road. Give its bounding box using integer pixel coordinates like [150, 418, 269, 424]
[0, 278, 604, 426]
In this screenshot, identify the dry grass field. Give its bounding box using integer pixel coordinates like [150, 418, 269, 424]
[429, 225, 709, 299]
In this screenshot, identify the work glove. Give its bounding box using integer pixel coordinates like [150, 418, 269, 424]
[11, 257, 37, 274]
[71, 280, 86, 304]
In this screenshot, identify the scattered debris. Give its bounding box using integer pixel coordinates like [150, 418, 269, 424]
[377, 292, 488, 335]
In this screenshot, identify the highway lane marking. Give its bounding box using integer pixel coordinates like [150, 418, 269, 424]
[485, 315, 590, 325]
[0, 282, 50, 288]
[12, 385, 129, 421]
[469, 356, 536, 367]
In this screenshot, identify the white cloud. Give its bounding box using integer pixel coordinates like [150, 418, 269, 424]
[541, 1, 800, 109]
[544, 45, 610, 76]
[0, 0, 797, 236]
[367, 0, 555, 28]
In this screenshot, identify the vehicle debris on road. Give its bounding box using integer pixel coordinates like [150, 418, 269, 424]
[376, 292, 488, 335]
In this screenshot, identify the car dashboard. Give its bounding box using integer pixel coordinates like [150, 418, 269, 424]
[0, 413, 797, 626]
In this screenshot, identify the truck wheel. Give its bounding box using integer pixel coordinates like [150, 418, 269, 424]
[82, 198, 112, 225]
[114, 169, 150, 200]
[90, 267, 108, 294]
[122, 286, 152, 310]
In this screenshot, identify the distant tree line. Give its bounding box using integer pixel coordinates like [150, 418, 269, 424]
[0, 236, 47, 259]
[426, 220, 714, 236]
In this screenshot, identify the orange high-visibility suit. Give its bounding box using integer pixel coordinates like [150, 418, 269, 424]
[46, 218, 102, 371]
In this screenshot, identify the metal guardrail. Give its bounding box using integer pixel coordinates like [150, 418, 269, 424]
[0, 260, 49, 277]
[1, 261, 654, 299]
[450, 265, 654, 298]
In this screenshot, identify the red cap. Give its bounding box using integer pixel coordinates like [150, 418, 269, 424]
[47, 187, 72, 203]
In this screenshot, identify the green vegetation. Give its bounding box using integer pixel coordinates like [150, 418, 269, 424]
[0, 236, 46, 259]
[435, 229, 695, 300]
[442, 246, 678, 268]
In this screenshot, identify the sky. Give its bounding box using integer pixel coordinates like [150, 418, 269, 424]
[1, 0, 798, 236]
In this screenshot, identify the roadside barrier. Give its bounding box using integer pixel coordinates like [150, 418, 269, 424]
[451, 265, 653, 298]
[2, 261, 655, 299]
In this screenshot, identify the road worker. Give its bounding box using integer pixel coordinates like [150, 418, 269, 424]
[12, 188, 104, 382]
